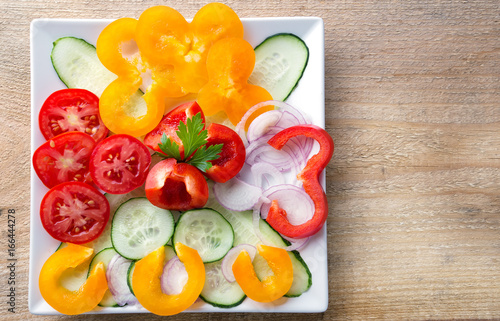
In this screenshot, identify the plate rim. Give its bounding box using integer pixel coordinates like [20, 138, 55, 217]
[29, 16, 328, 315]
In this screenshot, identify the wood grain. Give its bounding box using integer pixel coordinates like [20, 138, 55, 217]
[1, 0, 500, 320]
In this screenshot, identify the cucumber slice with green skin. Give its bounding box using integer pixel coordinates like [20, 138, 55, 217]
[50, 37, 147, 114]
[87, 247, 119, 307]
[173, 208, 234, 263]
[249, 33, 309, 101]
[126, 245, 176, 295]
[200, 259, 246, 308]
[126, 261, 135, 296]
[111, 197, 175, 260]
[50, 37, 116, 97]
[206, 195, 312, 297]
[92, 188, 147, 253]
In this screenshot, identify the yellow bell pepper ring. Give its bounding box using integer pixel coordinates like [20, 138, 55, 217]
[97, 17, 181, 137]
[38, 243, 108, 315]
[232, 244, 294, 303]
[132, 242, 205, 316]
[136, 3, 244, 94]
[197, 37, 273, 126]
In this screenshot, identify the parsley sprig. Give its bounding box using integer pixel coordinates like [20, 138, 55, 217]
[158, 113, 223, 172]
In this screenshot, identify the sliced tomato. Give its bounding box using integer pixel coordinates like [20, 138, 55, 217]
[33, 131, 96, 188]
[145, 158, 209, 211]
[204, 123, 246, 183]
[144, 101, 205, 157]
[40, 182, 110, 244]
[39, 88, 108, 142]
[89, 134, 152, 194]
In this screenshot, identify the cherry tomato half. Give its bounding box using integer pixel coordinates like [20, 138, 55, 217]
[204, 123, 246, 183]
[33, 131, 96, 188]
[90, 134, 152, 194]
[145, 158, 209, 211]
[144, 101, 205, 158]
[39, 89, 109, 142]
[40, 182, 110, 244]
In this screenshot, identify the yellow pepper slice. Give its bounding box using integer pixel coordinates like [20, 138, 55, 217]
[232, 244, 293, 303]
[38, 243, 108, 315]
[132, 243, 205, 316]
[197, 37, 273, 126]
[96, 17, 184, 137]
[136, 3, 244, 93]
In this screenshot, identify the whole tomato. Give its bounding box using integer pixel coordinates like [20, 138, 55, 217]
[145, 158, 209, 211]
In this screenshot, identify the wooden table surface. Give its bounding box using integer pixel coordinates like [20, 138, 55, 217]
[1, 0, 500, 320]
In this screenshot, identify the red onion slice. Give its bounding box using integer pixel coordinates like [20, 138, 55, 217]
[281, 235, 311, 251]
[250, 162, 285, 190]
[106, 254, 138, 306]
[160, 257, 188, 295]
[221, 244, 257, 283]
[246, 110, 282, 142]
[251, 197, 311, 252]
[246, 141, 295, 171]
[214, 177, 262, 211]
[260, 184, 314, 224]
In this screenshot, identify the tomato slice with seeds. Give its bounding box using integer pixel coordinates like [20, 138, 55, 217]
[89, 134, 152, 194]
[33, 131, 96, 188]
[38, 88, 109, 142]
[40, 182, 110, 244]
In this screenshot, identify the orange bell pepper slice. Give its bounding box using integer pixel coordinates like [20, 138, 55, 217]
[132, 243, 205, 316]
[197, 37, 273, 126]
[96, 17, 184, 137]
[38, 243, 108, 315]
[232, 244, 293, 303]
[135, 3, 244, 93]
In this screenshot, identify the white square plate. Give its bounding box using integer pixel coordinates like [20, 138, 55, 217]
[30, 16, 327, 315]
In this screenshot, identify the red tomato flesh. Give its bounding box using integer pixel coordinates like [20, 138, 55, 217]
[144, 101, 205, 157]
[90, 134, 152, 194]
[145, 158, 209, 211]
[204, 123, 246, 183]
[33, 131, 96, 188]
[40, 182, 110, 244]
[38, 88, 108, 142]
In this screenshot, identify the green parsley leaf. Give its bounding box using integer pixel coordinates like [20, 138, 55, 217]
[157, 112, 223, 172]
[176, 113, 207, 158]
[187, 143, 223, 172]
[158, 133, 181, 160]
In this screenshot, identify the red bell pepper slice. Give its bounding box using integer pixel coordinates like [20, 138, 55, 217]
[265, 124, 334, 238]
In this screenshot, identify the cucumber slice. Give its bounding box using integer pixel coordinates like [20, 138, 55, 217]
[249, 33, 309, 101]
[206, 195, 312, 297]
[50, 37, 147, 113]
[111, 197, 175, 260]
[50, 37, 116, 96]
[88, 247, 119, 307]
[126, 261, 135, 296]
[200, 259, 246, 308]
[92, 188, 147, 253]
[126, 244, 176, 295]
[173, 208, 234, 263]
